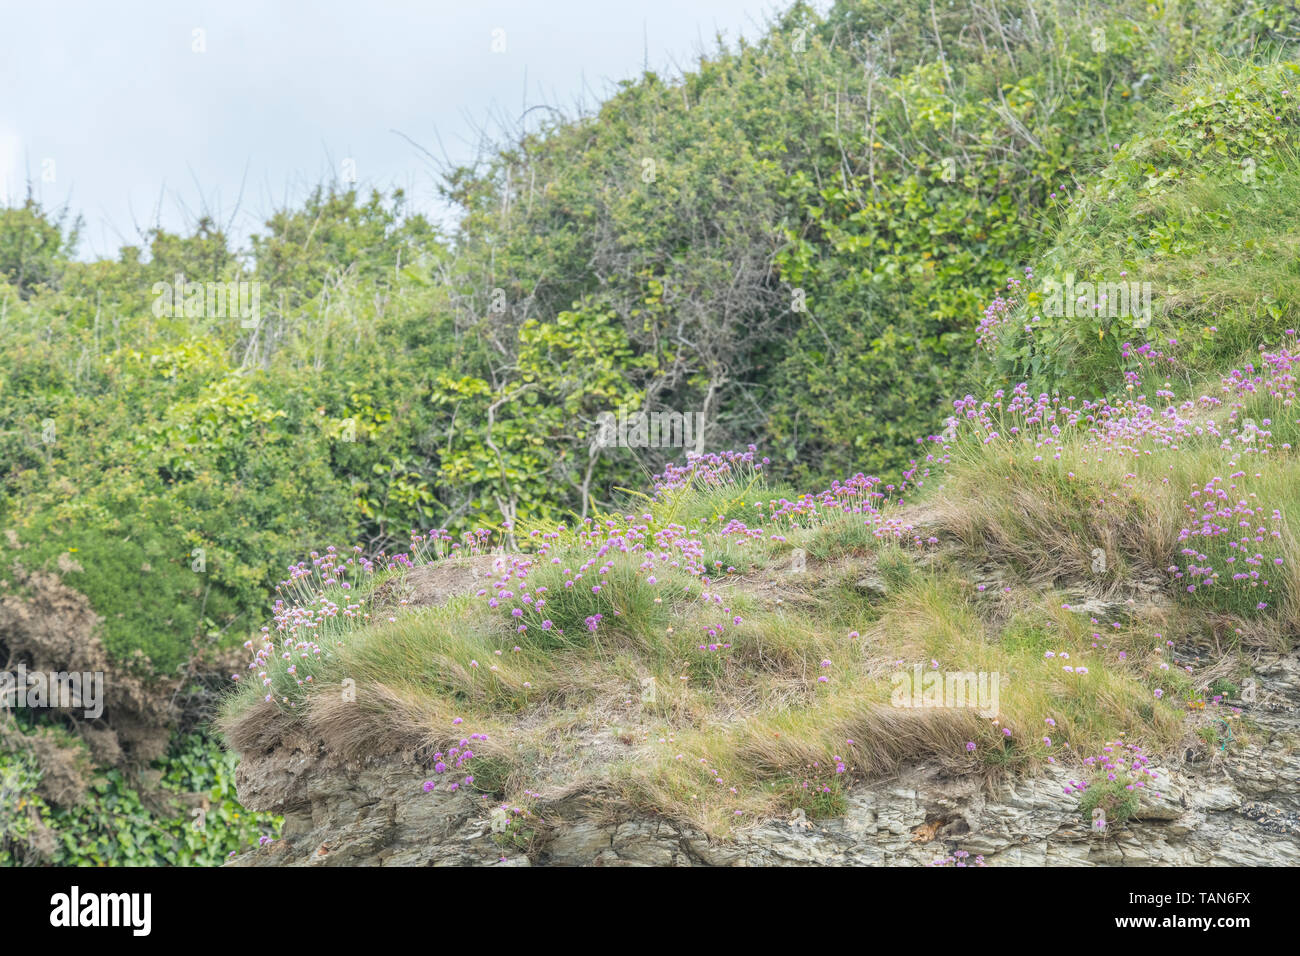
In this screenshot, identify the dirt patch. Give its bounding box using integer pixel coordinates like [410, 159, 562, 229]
[0, 717, 91, 805]
[372, 554, 506, 611]
[0, 565, 179, 793]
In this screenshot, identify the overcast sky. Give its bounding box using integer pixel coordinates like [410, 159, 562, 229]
[0, 0, 819, 260]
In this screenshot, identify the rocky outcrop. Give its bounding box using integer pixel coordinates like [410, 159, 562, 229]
[228, 651, 1300, 867]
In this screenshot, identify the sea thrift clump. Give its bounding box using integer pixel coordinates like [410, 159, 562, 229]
[975, 271, 1029, 351]
[928, 849, 988, 867]
[1074, 738, 1163, 828]
[422, 725, 490, 795]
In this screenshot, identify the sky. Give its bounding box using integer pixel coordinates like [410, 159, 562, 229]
[0, 0, 826, 260]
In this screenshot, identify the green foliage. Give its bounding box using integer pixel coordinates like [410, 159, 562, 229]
[0, 752, 44, 865]
[984, 59, 1300, 398]
[3, 734, 278, 867]
[431, 1, 1300, 489]
[0, 199, 79, 297]
[433, 301, 650, 525]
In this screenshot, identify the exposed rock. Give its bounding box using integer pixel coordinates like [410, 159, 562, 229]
[855, 575, 888, 599]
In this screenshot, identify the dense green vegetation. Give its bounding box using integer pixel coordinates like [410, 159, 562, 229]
[3, 0, 1300, 864]
[1, 732, 277, 866]
[984, 57, 1300, 395]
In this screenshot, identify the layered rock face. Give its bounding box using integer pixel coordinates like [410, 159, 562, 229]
[228, 652, 1300, 867]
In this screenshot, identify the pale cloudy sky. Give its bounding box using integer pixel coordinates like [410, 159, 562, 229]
[1, 0, 823, 259]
